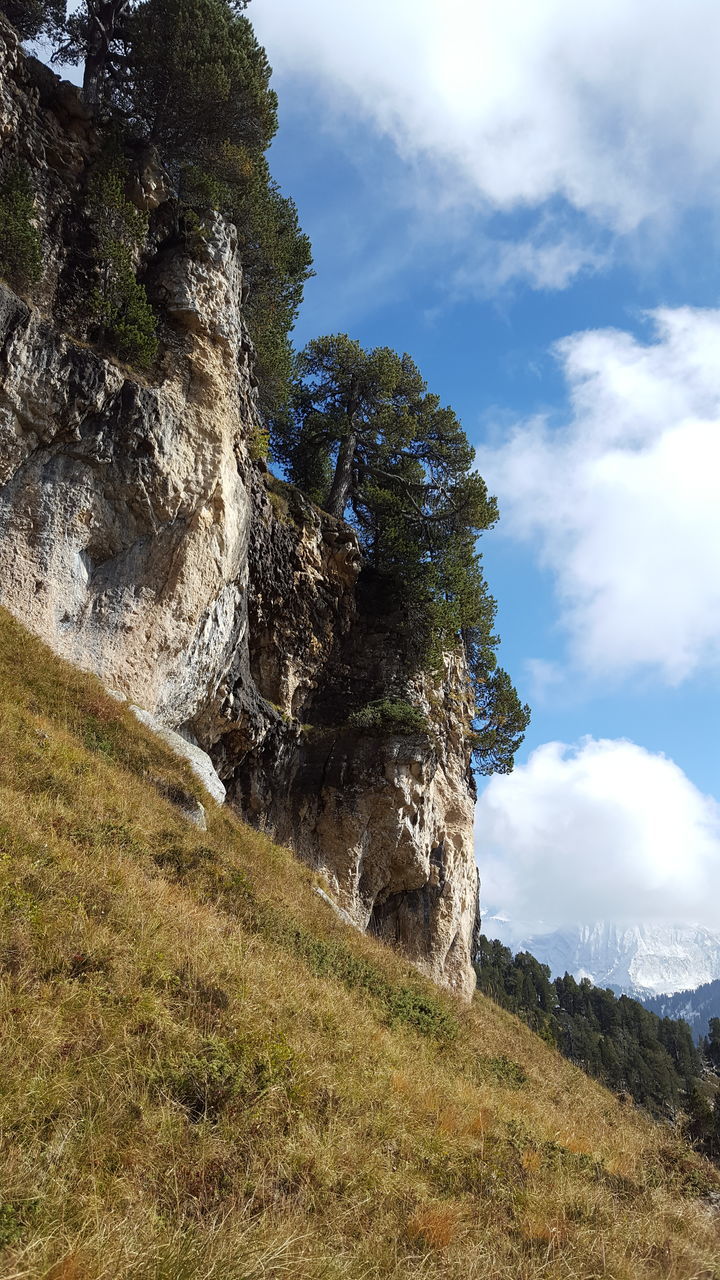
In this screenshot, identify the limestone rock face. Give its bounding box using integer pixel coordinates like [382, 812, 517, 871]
[128, 706, 227, 807]
[0, 25, 480, 1000]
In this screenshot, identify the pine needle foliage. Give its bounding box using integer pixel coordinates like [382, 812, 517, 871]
[273, 335, 530, 772]
[87, 165, 157, 367]
[119, 0, 313, 410]
[0, 0, 64, 42]
[348, 698, 430, 736]
[475, 935, 708, 1116]
[35, 0, 312, 407]
[0, 160, 42, 288]
[66, 0, 311, 407]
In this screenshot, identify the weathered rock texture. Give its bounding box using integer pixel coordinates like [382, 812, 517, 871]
[0, 23, 480, 999]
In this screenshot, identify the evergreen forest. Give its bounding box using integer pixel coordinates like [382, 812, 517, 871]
[475, 935, 720, 1159]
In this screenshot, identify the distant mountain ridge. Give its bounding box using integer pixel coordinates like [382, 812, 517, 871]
[643, 978, 720, 1043]
[483, 918, 720, 998]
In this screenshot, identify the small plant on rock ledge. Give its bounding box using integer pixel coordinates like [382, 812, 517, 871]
[348, 698, 428, 737]
[249, 422, 271, 461]
[87, 167, 157, 369]
[0, 160, 42, 289]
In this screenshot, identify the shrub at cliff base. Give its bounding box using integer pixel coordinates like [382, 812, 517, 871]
[0, 607, 719, 1279]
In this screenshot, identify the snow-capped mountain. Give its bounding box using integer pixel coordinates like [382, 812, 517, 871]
[482, 918, 720, 998]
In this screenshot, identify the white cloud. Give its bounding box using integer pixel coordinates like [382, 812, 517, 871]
[524, 658, 564, 705]
[476, 307, 720, 682]
[453, 226, 608, 295]
[253, 0, 720, 239]
[477, 738, 720, 929]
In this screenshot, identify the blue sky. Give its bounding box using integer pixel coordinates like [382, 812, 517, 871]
[251, 0, 720, 932]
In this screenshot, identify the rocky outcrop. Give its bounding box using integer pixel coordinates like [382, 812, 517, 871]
[0, 23, 480, 999]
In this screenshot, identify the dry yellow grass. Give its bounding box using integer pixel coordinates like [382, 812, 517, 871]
[0, 607, 718, 1279]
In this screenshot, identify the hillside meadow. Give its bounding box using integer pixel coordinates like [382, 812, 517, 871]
[0, 608, 718, 1279]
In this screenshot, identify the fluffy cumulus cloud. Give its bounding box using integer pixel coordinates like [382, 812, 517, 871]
[477, 307, 720, 682]
[477, 738, 720, 929]
[252, 0, 720, 239]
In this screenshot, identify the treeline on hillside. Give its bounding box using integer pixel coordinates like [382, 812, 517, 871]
[476, 935, 720, 1156]
[2, 1, 530, 774]
[644, 978, 720, 1046]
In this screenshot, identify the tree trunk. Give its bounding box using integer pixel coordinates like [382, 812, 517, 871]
[83, 46, 104, 106]
[327, 430, 357, 519]
[81, 0, 128, 107]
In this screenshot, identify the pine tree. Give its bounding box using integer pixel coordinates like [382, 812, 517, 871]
[274, 335, 530, 774]
[707, 1017, 720, 1070]
[0, 0, 65, 41]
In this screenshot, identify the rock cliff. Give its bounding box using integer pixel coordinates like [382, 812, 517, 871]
[0, 21, 480, 998]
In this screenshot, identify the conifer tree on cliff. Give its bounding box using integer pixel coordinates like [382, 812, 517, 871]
[121, 0, 311, 410]
[273, 334, 530, 774]
[38, 0, 132, 105]
[0, 0, 65, 43]
[46, 0, 312, 411]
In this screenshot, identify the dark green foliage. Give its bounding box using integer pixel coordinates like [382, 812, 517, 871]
[151, 1031, 299, 1123]
[151, 1037, 248, 1121]
[274, 335, 529, 773]
[119, 0, 277, 169]
[114, 0, 312, 409]
[348, 698, 429, 736]
[0, 1198, 36, 1248]
[683, 1085, 720, 1159]
[229, 894, 459, 1045]
[235, 167, 313, 415]
[281, 927, 458, 1043]
[153, 843, 219, 879]
[248, 421, 271, 461]
[0, 161, 42, 288]
[475, 935, 704, 1117]
[477, 1054, 528, 1088]
[44, 0, 311, 407]
[471, 669, 531, 775]
[0, 0, 64, 41]
[51, 2, 132, 105]
[645, 981, 720, 1046]
[475, 937, 558, 1042]
[145, 825, 459, 1047]
[687, 1019, 720, 1160]
[707, 1017, 720, 1070]
[87, 166, 157, 367]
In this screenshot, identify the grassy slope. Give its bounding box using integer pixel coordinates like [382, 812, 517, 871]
[0, 609, 718, 1280]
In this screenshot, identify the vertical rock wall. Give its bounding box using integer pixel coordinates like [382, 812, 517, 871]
[0, 24, 480, 999]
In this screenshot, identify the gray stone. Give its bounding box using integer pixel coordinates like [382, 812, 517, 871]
[313, 886, 356, 929]
[130, 707, 226, 806]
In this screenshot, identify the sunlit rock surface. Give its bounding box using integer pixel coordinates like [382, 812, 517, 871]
[0, 23, 480, 999]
